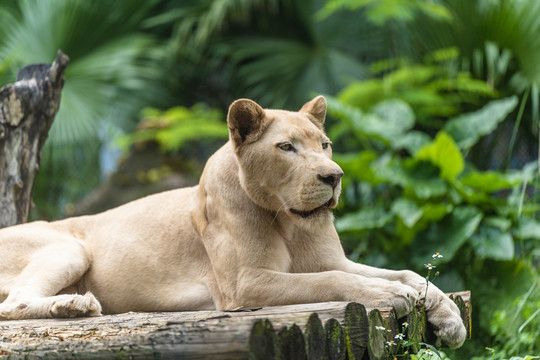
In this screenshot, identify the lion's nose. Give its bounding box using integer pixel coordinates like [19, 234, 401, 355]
[318, 171, 343, 188]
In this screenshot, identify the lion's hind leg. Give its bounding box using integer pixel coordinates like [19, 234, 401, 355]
[0, 230, 102, 320]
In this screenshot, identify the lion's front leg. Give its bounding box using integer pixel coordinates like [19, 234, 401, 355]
[339, 260, 466, 348]
[229, 267, 420, 319]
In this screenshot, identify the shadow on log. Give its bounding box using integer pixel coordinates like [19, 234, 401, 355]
[0, 51, 69, 228]
[0, 292, 471, 359]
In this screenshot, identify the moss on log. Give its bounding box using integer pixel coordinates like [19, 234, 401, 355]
[324, 318, 346, 360]
[277, 324, 306, 360]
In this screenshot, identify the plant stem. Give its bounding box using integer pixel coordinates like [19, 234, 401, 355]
[506, 86, 530, 169]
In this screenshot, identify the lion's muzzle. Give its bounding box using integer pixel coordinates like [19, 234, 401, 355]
[317, 171, 343, 189]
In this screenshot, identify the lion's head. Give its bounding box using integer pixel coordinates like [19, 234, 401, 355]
[227, 96, 343, 220]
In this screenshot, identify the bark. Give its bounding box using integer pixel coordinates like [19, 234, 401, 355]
[0, 292, 471, 359]
[0, 51, 69, 228]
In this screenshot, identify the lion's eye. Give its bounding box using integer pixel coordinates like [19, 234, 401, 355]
[322, 141, 331, 150]
[278, 142, 295, 152]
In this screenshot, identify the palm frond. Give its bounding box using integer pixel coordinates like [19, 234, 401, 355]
[0, 0, 165, 146]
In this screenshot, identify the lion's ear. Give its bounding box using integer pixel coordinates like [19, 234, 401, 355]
[300, 95, 327, 129]
[227, 99, 268, 146]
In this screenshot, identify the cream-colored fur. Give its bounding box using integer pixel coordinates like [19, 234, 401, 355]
[0, 96, 466, 348]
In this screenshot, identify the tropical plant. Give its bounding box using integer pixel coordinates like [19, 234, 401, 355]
[483, 281, 540, 359]
[120, 103, 229, 158]
[317, 0, 452, 25]
[0, 0, 166, 218]
[151, 0, 392, 109]
[320, 0, 540, 173]
[326, 71, 540, 357]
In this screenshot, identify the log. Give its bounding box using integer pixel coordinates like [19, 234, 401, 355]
[0, 292, 471, 359]
[0, 50, 69, 228]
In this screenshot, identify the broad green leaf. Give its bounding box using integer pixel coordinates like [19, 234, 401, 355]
[156, 122, 228, 152]
[392, 130, 431, 154]
[391, 198, 422, 228]
[420, 203, 453, 222]
[453, 180, 502, 207]
[336, 205, 393, 232]
[407, 175, 447, 200]
[327, 97, 415, 145]
[516, 218, 540, 240]
[413, 206, 482, 263]
[372, 155, 409, 186]
[484, 216, 512, 232]
[374, 156, 447, 199]
[470, 224, 515, 260]
[444, 96, 518, 149]
[121, 104, 228, 153]
[336, 80, 384, 109]
[372, 99, 415, 135]
[461, 171, 522, 193]
[334, 151, 379, 184]
[415, 131, 464, 181]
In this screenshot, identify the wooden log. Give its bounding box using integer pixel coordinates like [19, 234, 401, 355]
[277, 324, 306, 360]
[0, 50, 69, 228]
[343, 302, 369, 360]
[324, 318, 345, 360]
[249, 319, 277, 360]
[367, 309, 388, 360]
[0, 292, 471, 359]
[449, 290, 472, 340]
[305, 313, 326, 359]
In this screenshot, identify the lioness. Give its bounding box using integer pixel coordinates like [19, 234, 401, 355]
[0, 96, 466, 348]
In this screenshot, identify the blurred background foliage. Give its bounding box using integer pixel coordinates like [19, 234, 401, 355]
[0, 0, 538, 358]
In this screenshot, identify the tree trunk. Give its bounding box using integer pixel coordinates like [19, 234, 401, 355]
[0, 50, 69, 228]
[0, 291, 471, 359]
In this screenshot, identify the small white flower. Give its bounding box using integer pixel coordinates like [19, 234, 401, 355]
[424, 263, 436, 270]
[425, 349, 433, 355]
[402, 321, 409, 328]
[386, 340, 397, 346]
[394, 333, 405, 340]
[432, 252, 443, 259]
[375, 325, 386, 331]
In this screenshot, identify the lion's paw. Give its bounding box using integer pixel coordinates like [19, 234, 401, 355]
[360, 282, 419, 318]
[427, 300, 467, 349]
[50, 292, 102, 318]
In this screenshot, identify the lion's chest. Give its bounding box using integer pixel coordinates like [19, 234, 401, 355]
[279, 228, 327, 274]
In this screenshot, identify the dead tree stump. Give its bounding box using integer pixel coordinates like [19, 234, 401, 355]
[0, 50, 69, 228]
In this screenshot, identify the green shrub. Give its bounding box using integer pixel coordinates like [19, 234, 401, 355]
[119, 103, 229, 154]
[326, 72, 540, 357]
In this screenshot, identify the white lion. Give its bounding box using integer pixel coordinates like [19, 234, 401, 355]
[0, 96, 466, 348]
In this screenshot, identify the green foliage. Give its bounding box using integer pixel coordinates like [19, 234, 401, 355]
[318, 0, 452, 25]
[393, 0, 540, 148]
[120, 104, 229, 153]
[482, 281, 540, 359]
[330, 89, 539, 263]
[0, 0, 167, 218]
[0, 0, 164, 145]
[415, 132, 464, 182]
[328, 72, 540, 354]
[443, 96, 519, 151]
[336, 59, 496, 126]
[328, 65, 540, 357]
[157, 0, 388, 109]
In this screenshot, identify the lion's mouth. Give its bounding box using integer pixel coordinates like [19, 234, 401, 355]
[290, 198, 335, 218]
